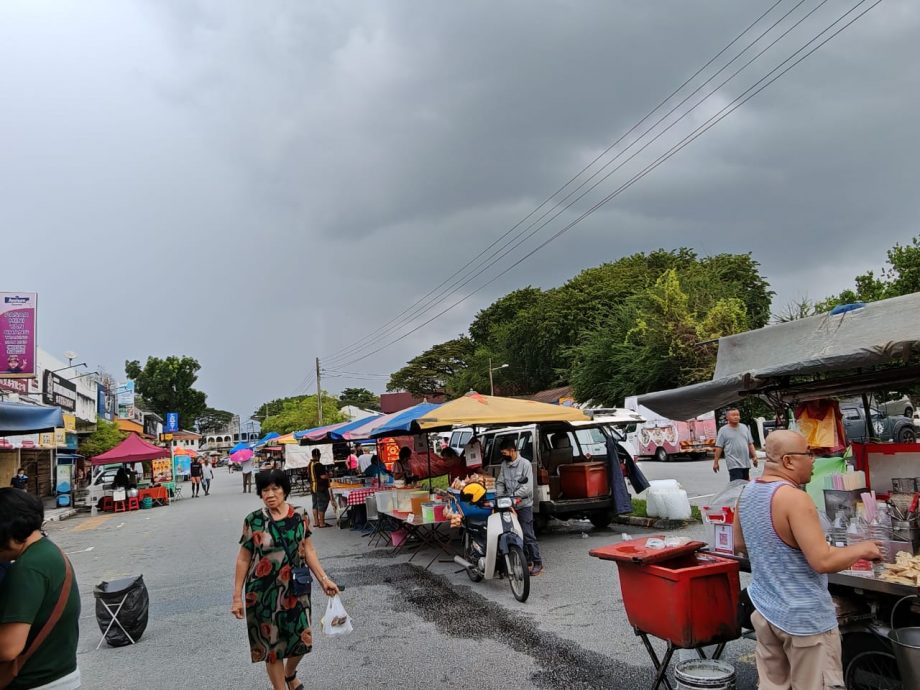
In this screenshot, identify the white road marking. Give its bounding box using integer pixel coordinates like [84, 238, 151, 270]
[66, 546, 94, 554]
[116, 522, 125, 529]
[688, 493, 715, 501]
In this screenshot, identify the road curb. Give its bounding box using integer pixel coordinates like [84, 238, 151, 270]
[614, 515, 697, 530]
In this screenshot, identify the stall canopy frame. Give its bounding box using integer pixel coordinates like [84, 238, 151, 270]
[638, 293, 920, 420]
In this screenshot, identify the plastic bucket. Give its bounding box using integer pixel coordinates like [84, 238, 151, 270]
[422, 502, 436, 523]
[674, 660, 735, 689]
[433, 503, 446, 522]
[888, 595, 920, 689]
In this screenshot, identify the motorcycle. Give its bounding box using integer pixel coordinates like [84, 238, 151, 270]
[451, 489, 530, 602]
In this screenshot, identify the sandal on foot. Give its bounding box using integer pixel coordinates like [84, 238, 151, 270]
[285, 673, 304, 690]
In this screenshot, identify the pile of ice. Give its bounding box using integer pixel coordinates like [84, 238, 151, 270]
[643, 479, 692, 521]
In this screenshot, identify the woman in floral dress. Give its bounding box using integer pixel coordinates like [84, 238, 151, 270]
[231, 469, 339, 690]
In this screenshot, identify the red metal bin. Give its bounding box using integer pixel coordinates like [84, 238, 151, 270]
[591, 538, 741, 648]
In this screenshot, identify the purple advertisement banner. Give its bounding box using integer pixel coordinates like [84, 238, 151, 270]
[0, 292, 37, 379]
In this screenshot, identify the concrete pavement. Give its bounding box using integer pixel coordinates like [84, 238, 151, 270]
[44, 464, 759, 689]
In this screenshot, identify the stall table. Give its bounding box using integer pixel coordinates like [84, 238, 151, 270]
[378, 508, 455, 570]
[138, 486, 169, 507]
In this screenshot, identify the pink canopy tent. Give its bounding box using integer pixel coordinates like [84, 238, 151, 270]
[91, 433, 170, 466]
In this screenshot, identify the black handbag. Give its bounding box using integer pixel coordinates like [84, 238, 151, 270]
[270, 509, 313, 597]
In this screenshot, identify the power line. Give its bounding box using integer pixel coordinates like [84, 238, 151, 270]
[327, 0, 881, 370]
[321, 0, 790, 366]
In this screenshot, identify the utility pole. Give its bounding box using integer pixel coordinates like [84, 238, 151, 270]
[316, 357, 322, 425]
[489, 357, 494, 397]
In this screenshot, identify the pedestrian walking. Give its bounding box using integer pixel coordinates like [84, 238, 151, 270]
[231, 469, 339, 690]
[734, 430, 882, 688]
[712, 408, 758, 481]
[190, 456, 203, 497]
[241, 456, 254, 493]
[495, 437, 543, 576]
[9, 467, 28, 491]
[308, 450, 332, 528]
[0, 488, 82, 689]
[202, 459, 214, 496]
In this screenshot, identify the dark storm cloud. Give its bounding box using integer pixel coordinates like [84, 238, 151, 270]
[1, 0, 917, 415]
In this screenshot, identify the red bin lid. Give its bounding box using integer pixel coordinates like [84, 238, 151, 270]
[589, 536, 706, 565]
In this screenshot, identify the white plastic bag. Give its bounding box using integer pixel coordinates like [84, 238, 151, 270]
[321, 595, 353, 637]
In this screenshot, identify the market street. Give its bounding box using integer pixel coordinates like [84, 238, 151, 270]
[46, 464, 759, 690]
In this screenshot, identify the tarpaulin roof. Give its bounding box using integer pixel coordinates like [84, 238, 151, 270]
[639, 293, 920, 419]
[414, 392, 589, 430]
[368, 402, 443, 438]
[91, 433, 170, 465]
[229, 441, 251, 453]
[253, 432, 280, 448]
[326, 414, 383, 441]
[0, 402, 64, 434]
[295, 421, 350, 442]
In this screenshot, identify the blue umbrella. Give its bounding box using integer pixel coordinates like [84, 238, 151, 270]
[371, 402, 442, 437]
[229, 441, 250, 454]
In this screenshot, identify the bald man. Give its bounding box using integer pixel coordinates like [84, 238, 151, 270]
[733, 430, 881, 689]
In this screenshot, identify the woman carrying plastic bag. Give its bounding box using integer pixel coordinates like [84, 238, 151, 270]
[322, 595, 353, 636]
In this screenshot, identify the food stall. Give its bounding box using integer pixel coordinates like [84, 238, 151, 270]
[89, 433, 172, 510]
[638, 294, 920, 687]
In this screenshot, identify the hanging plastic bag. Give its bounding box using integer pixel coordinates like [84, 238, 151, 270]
[322, 595, 353, 637]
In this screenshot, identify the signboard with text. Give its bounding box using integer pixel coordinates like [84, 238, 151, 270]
[165, 412, 179, 433]
[0, 378, 30, 394]
[0, 292, 37, 379]
[42, 370, 77, 413]
[116, 381, 135, 415]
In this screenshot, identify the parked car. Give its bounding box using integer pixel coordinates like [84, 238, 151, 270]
[841, 404, 917, 443]
[448, 427, 475, 456]
[877, 395, 915, 419]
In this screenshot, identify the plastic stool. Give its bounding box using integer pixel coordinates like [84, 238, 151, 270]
[101, 496, 114, 512]
[127, 497, 140, 511]
[114, 500, 126, 513]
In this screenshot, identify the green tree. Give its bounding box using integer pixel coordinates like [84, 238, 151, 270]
[260, 394, 344, 435]
[252, 396, 308, 423]
[124, 356, 208, 431]
[468, 287, 544, 344]
[570, 269, 749, 406]
[387, 337, 475, 396]
[817, 234, 920, 311]
[196, 407, 235, 434]
[78, 419, 127, 458]
[336, 387, 380, 411]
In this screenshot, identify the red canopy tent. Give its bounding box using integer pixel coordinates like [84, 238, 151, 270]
[91, 433, 170, 466]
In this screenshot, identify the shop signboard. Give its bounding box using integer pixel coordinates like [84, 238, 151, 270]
[173, 454, 191, 476]
[143, 415, 159, 438]
[0, 292, 37, 379]
[165, 412, 179, 433]
[97, 387, 114, 421]
[116, 381, 135, 415]
[42, 370, 77, 412]
[62, 414, 76, 432]
[38, 432, 54, 448]
[54, 429, 66, 447]
[0, 378, 29, 394]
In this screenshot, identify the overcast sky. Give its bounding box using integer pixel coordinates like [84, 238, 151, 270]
[2, 0, 918, 418]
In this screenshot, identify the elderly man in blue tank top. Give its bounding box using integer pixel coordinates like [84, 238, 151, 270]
[733, 430, 881, 689]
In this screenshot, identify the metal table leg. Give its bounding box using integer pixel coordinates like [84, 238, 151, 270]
[635, 629, 675, 690]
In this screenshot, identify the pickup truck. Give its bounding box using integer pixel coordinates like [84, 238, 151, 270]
[841, 405, 916, 443]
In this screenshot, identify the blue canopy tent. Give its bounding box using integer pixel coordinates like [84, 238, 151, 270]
[0, 402, 65, 434]
[229, 441, 251, 454]
[369, 402, 442, 438]
[252, 432, 280, 449]
[326, 414, 383, 442]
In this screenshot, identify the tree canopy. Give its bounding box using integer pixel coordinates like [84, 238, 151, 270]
[125, 356, 207, 430]
[337, 387, 380, 411]
[196, 407, 235, 434]
[387, 337, 475, 397]
[259, 394, 345, 435]
[78, 419, 127, 458]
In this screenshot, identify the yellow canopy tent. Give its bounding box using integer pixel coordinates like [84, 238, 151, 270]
[275, 433, 299, 444]
[415, 392, 589, 429]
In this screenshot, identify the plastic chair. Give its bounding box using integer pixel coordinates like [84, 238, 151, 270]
[127, 497, 140, 511]
[100, 496, 114, 512]
[113, 489, 127, 513]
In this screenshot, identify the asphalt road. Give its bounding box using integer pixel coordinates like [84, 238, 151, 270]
[45, 464, 759, 689]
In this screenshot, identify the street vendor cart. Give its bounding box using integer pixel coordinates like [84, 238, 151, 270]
[637, 294, 920, 689]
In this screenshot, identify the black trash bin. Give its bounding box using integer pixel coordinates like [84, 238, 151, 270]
[94, 575, 149, 647]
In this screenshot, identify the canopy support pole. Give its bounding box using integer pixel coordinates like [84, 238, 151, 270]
[861, 392, 873, 441]
[426, 434, 432, 493]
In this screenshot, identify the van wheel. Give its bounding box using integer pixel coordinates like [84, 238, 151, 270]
[654, 447, 669, 462]
[590, 512, 612, 529]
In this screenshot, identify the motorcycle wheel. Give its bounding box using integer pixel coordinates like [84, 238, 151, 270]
[463, 531, 483, 582]
[506, 545, 530, 602]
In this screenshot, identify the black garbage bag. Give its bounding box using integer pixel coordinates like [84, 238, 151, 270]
[94, 575, 149, 647]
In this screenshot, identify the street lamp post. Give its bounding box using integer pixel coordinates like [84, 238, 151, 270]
[488, 358, 509, 396]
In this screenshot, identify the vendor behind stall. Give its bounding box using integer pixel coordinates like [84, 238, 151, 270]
[733, 430, 882, 689]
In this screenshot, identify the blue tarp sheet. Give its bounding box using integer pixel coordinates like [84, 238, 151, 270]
[0, 402, 64, 434]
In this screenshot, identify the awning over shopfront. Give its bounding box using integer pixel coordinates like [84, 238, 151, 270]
[638, 293, 920, 419]
[91, 433, 170, 465]
[414, 392, 589, 430]
[0, 402, 65, 434]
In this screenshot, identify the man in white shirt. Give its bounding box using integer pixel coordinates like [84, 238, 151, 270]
[240, 457, 253, 493]
[357, 451, 373, 474]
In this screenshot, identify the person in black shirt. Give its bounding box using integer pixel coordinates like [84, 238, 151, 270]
[190, 458, 203, 497]
[9, 467, 28, 491]
[309, 449, 332, 527]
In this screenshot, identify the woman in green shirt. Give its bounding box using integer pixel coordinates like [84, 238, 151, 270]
[0, 488, 81, 689]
